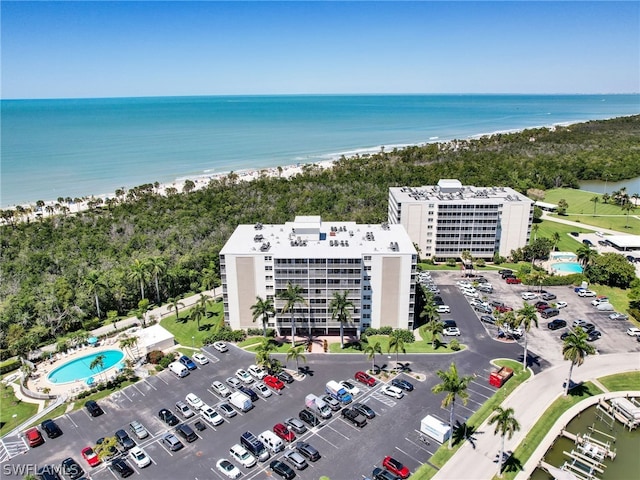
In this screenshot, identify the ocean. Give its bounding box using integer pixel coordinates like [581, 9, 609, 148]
[2, 94, 639, 208]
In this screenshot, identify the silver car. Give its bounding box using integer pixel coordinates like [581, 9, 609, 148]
[285, 417, 308, 434]
[212, 381, 232, 397]
[284, 450, 308, 470]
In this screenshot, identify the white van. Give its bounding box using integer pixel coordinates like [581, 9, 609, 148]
[258, 430, 284, 454]
[169, 361, 189, 378]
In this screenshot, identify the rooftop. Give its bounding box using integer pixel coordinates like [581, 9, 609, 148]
[389, 182, 531, 204]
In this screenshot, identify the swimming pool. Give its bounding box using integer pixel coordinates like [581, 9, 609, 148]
[551, 262, 583, 275]
[550, 252, 578, 261]
[47, 350, 125, 384]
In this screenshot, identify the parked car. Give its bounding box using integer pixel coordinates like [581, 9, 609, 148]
[254, 382, 273, 398]
[579, 323, 597, 333]
[212, 380, 232, 397]
[436, 305, 451, 314]
[248, 364, 267, 379]
[186, 392, 205, 410]
[273, 423, 296, 442]
[391, 378, 414, 391]
[340, 380, 361, 396]
[477, 284, 493, 293]
[373, 466, 402, 480]
[474, 304, 492, 314]
[276, 370, 294, 384]
[382, 456, 410, 479]
[295, 441, 320, 461]
[111, 458, 134, 478]
[480, 315, 496, 324]
[498, 269, 513, 276]
[81, 446, 101, 467]
[626, 327, 640, 337]
[541, 293, 557, 301]
[578, 290, 597, 297]
[115, 429, 136, 450]
[284, 450, 308, 470]
[299, 409, 320, 427]
[495, 305, 513, 313]
[521, 292, 537, 300]
[41, 419, 63, 439]
[556, 301, 568, 309]
[230, 443, 257, 468]
[587, 330, 602, 342]
[541, 308, 560, 319]
[213, 341, 228, 353]
[505, 277, 522, 284]
[201, 405, 224, 426]
[443, 326, 461, 336]
[609, 312, 628, 321]
[237, 385, 259, 402]
[159, 408, 180, 426]
[179, 355, 197, 370]
[264, 375, 285, 390]
[25, 427, 45, 447]
[270, 459, 296, 480]
[192, 352, 209, 365]
[235, 369, 254, 384]
[547, 319, 567, 330]
[129, 446, 151, 468]
[216, 459, 241, 479]
[218, 403, 237, 418]
[353, 402, 376, 419]
[85, 400, 104, 417]
[285, 417, 308, 434]
[175, 400, 195, 418]
[321, 394, 341, 411]
[61, 457, 84, 480]
[341, 408, 367, 427]
[380, 385, 404, 399]
[162, 433, 184, 451]
[226, 376, 242, 389]
[596, 303, 614, 311]
[355, 371, 377, 386]
[573, 319, 587, 327]
[128, 420, 149, 439]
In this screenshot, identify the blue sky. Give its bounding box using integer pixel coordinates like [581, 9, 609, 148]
[2, 1, 638, 98]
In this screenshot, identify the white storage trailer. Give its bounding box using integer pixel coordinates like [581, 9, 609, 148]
[420, 415, 451, 443]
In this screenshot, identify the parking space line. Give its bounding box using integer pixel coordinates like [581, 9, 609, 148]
[321, 423, 351, 440]
[65, 414, 78, 428]
[395, 446, 424, 465]
[471, 380, 497, 393]
[405, 435, 435, 455]
[144, 379, 158, 390]
[311, 431, 342, 449]
[155, 374, 170, 385]
[131, 384, 146, 397]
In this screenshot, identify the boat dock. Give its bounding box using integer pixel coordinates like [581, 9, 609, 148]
[595, 397, 640, 431]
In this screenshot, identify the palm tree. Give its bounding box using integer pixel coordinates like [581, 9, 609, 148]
[590, 195, 599, 216]
[388, 333, 406, 364]
[621, 202, 636, 229]
[551, 231, 561, 251]
[420, 302, 440, 325]
[147, 256, 166, 305]
[136, 299, 151, 328]
[576, 244, 597, 268]
[529, 270, 546, 293]
[200, 261, 220, 293]
[488, 407, 521, 478]
[516, 303, 538, 368]
[432, 362, 474, 448]
[84, 271, 107, 319]
[90, 353, 106, 383]
[562, 328, 595, 395]
[424, 320, 444, 348]
[251, 296, 275, 337]
[531, 223, 539, 241]
[129, 259, 149, 301]
[255, 337, 278, 370]
[278, 282, 307, 347]
[168, 297, 185, 320]
[119, 336, 138, 360]
[329, 291, 354, 349]
[363, 341, 382, 372]
[286, 345, 306, 372]
[190, 294, 212, 331]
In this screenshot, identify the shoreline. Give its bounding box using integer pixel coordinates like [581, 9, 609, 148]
[1, 114, 637, 219]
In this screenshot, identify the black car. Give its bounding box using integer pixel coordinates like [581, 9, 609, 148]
[582, 239, 593, 246]
[587, 330, 602, 342]
[298, 409, 320, 427]
[115, 429, 135, 450]
[498, 269, 513, 276]
[61, 457, 84, 480]
[480, 315, 496, 324]
[270, 459, 296, 480]
[570, 231, 579, 237]
[341, 408, 367, 427]
[276, 370, 294, 384]
[443, 319, 457, 329]
[295, 441, 320, 462]
[432, 296, 444, 306]
[579, 323, 596, 333]
[560, 331, 570, 341]
[159, 408, 180, 426]
[111, 458, 134, 478]
[391, 378, 414, 392]
[373, 466, 402, 480]
[547, 319, 567, 330]
[352, 402, 376, 419]
[237, 385, 259, 402]
[41, 419, 63, 438]
[489, 300, 505, 308]
[175, 424, 198, 443]
[36, 466, 62, 480]
[85, 400, 104, 417]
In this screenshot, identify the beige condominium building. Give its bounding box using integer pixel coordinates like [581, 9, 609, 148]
[220, 215, 417, 337]
[388, 179, 533, 261]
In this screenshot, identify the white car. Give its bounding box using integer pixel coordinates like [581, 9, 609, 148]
[596, 303, 614, 312]
[254, 382, 272, 398]
[213, 341, 228, 353]
[443, 327, 461, 336]
[380, 385, 404, 399]
[340, 380, 360, 397]
[578, 289, 597, 297]
[186, 393, 204, 410]
[556, 301, 568, 309]
[211, 380, 232, 397]
[626, 327, 640, 337]
[462, 289, 479, 298]
[192, 352, 209, 365]
[456, 281, 472, 288]
[521, 292, 537, 300]
[247, 364, 267, 380]
[201, 405, 224, 426]
[436, 305, 451, 314]
[216, 459, 241, 479]
[591, 298, 609, 306]
[503, 326, 523, 338]
[229, 444, 257, 468]
[129, 446, 151, 468]
[235, 369, 254, 384]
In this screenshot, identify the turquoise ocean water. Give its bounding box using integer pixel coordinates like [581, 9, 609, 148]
[2, 94, 639, 208]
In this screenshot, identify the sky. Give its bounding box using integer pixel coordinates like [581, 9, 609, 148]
[1, 1, 639, 99]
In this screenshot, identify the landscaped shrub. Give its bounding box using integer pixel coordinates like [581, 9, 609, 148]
[155, 365, 165, 372]
[476, 259, 486, 268]
[449, 339, 461, 351]
[391, 329, 415, 343]
[246, 328, 275, 337]
[146, 350, 165, 364]
[0, 357, 21, 375]
[158, 355, 173, 369]
[203, 326, 246, 344]
[446, 258, 457, 267]
[378, 326, 393, 336]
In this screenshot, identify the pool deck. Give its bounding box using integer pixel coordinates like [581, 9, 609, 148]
[28, 340, 130, 397]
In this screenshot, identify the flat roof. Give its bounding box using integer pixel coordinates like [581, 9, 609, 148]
[134, 324, 175, 348]
[605, 235, 640, 249]
[390, 183, 531, 204]
[533, 201, 558, 209]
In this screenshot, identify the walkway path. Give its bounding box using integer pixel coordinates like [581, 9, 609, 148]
[432, 352, 639, 480]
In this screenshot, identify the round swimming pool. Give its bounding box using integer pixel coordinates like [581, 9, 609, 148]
[47, 350, 125, 384]
[551, 262, 583, 274]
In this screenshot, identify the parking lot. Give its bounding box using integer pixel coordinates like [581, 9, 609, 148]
[4, 270, 637, 480]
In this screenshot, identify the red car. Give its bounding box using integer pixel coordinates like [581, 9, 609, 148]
[263, 375, 285, 391]
[495, 305, 513, 314]
[25, 427, 44, 447]
[273, 423, 296, 442]
[81, 446, 101, 467]
[505, 277, 521, 284]
[354, 371, 376, 387]
[382, 456, 410, 479]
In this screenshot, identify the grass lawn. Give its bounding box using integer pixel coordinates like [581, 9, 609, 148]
[328, 331, 465, 355]
[589, 284, 631, 316]
[552, 213, 640, 234]
[534, 220, 591, 253]
[0, 382, 39, 437]
[598, 371, 640, 391]
[159, 301, 224, 348]
[68, 379, 139, 414]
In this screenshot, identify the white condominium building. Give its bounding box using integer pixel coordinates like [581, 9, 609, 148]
[388, 179, 533, 261]
[220, 215, 417, 337]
